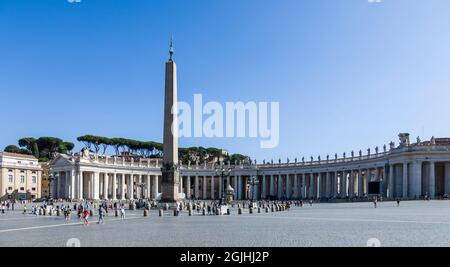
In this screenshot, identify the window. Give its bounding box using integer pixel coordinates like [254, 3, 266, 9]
[8, 175, 13, 183]
[31, 187, 36, 191]
[20, 187, 24, 191]
[18, 161, 21, 164]
[20, 170, 25, 173]
[20, 176, 25, 183]
[7, 187, 12, 191]
[32, 171, 36, 174]
[32, 176, 37, 183]
[8, 169, 13, 172]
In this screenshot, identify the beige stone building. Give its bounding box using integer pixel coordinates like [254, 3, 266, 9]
[0, 152, 43, 201]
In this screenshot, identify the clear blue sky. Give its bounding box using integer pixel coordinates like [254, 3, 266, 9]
[1, 0, 450, 161]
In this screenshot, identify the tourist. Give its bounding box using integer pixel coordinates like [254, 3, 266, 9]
[23, 205, 27, 215]
[396, 198, 400, 207]
[83, 208, 90, 225]
[1, 203, 5, 214]
[97, 206, 105, 224]
[120, 206, 125, 219]
[373, 197, 377, 208]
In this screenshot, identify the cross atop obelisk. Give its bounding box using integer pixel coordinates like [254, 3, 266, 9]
[161, 38, 180, 203]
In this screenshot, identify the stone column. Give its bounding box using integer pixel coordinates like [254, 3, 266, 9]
[77, 170, 83, 200]
[237, 176, 242, 200]
[427, 161, 435, 198]
[325, 172, 331, 198]
[56, 172, 61, 199]
[270, 175, 275, 196]
[333, 171, 338, 198]
[194, 176, 199, 199]
[388, 165, 395, 198]
[179, 175, 183, 195]
[262, 175, 267, 199]
[152, 175, 159, 199]
[232, 176, 237, 199]
[317, 173, 322, 198]
[210, 176, 215, 199]
[218, 175, 223, 199]
[301, 174, 306, 198]
[293, 174, 298, 199]
[349, 171, 355, 198]
[411, 161, 422, 198]
[103, 173, 109, 200]
[203, 176, 207, 199]
[278, 175, 283, 199]
[445, 163, 450, 195]
[120, 174, 125, 200]
[358, 169, 363, 197]
[366, 168, 371, 196]
[186, 176, 191, 199]
[129, 174, 134, 200]
[341, 171, 347, 198]
[402, 163, 408, 198]
[93, 172, 100, 200]
[309, 173, 314, 198]
[112, 173, 117, 200]
[286, 174, 291, 199]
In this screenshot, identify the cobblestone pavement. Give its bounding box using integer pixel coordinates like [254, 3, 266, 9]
[1, 200, 450, 247]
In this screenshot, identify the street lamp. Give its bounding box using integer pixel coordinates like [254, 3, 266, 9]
[215, 165, 233, 205]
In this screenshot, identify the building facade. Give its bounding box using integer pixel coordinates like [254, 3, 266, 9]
[0, 152, 43, 200]
[48, 134, 450, 201]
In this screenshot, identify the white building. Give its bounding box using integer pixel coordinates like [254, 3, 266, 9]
[49, 134, 450, 201]
[0, 152, 43, 200]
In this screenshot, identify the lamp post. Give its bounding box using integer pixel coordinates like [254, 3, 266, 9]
[215, 165, 232, 205]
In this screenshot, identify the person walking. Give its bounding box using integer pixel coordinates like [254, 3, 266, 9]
[373, 197, 377, 208]
[396, 198, 400, 207]
[23, 205, 27, 215]
[83, 208, 90, 226]
[97, 206, 105, 224]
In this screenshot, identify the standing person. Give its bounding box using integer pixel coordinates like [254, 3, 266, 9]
[120, 206, 125, 220]
[97, 206, 105, 224]
[23, 205, 27, 215]
[396, 198, 400, 207]
[1, 203, 5, 214]
[83, 208, 90, 226]
[373, 197, 377, 208]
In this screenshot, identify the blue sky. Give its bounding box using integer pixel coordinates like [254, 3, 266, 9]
[1, 0, 450, 161]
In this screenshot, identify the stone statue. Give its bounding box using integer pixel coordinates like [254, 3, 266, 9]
[295, 158, 298, 163]
[383, 144, 386, 152]
[375, 146, 379, 154]
[310, 156, 313, 162]
[367, 148, 371, 155]
[254, 159, 257, 165]
[431, 136, 436, 145]
[278, 158, 281, 164]
[416, 136, 421, 144]
[287, 158, 290, 164]
[302, 157, 305, 163]
[343, 152, 346, 158]
[351, 151, 354, 158]
[335, 153, 338, 160]
[359, 150, 362, 157]
[326, 154, 329, 161]
[271, 159, 274, 164]
[389, 141, 395, 150]
[318, 155, 321, 162]
[263, 159, 266, 164]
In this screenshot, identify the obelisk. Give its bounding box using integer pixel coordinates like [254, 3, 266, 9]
[160, 38, 180, 204]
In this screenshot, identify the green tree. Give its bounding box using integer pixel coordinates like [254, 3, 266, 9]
[32, 142, 39, 159]
[4, 145, 22, 154]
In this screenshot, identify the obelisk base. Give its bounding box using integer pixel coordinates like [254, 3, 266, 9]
[158, 170, 180, 208]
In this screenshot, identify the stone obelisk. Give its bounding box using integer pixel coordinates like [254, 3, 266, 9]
[160, 38, 180, 204]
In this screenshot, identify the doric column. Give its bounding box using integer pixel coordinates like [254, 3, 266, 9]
[77, 170, 83, 200]
[277, 175, 283, 199]
[103, 173, 109, 200]
[152, 175, 158, 199]
[262, 175, 267, 199]
[325, 172, 331, 198]
[218, 175, 223, 199]
[445, 164, 450, 195]
[341, 171, 347, 198]
[179, 175, 183, 195]
[309, 173, 314, 198]
[333, 171, 338, 198]
[293, 174, 298, 199]
[120, 174, 125, 200]
[194, 176, 199, 199]
[388, 165, 395, 198]
[128, 174, 134, 200]
[402, 163, 408, 197]
[186, 176, 191, 199]
[286, 174, 291, 199]
[349, 170, 355, 198]
[56, 172, 61, 198]
[93, 172, 100, 200]
[411, 161, 422, 198]
[366, 168, 371, 196]
[210, 176, 215, 199]
[428, 161, 436, 198]
[301, 174, 306, 198]
[112, 173, 117, 200]
[317, 173, 322, 198]
[358, 169, 363, 197]
[270, 175, 275, 196]
[237, 176, 242, 200]
[203, 176, 207, 199]
[232, 176, 237, 199]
